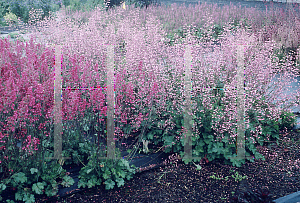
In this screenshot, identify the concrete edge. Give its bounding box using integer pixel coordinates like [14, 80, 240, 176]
[273, 191, 300, 203]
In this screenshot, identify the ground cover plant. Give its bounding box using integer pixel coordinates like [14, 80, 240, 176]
[0, 0, 300, 202]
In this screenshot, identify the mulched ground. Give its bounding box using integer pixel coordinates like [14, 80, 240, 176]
[28, 129, 300, 203]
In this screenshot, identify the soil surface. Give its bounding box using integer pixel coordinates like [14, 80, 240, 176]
[32, 129, 300, 203]
[2, 127, 300, 203]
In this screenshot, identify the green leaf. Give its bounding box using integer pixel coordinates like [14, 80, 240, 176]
[192, 162, 202, 171]
[116, 178, 125, 187]
[23, 193, 35, 203]
[222, 137, 229, 143]
[126, 174, 133, 180]
[254, 152, 266, 161]
[105, 179, 115, 190]
[117, 170, 126, 178]
[198, 139, 205, 147]
[164, 136, 175, 147]
[147, 131, 154, 140]
[0, 183, 6, 191]
[12, 172, 27, 184]
[120, 158, 130, 169]
[78, 179, 87, 189]
[83, 124, 89, 132]
[191, 134, 199, 142]
[87, 178, 97, 188]
[182, 156, 193, 164]
[204, 134, 214, 144]
[30, 168, 38, 174]
[123, 126, 131, 134]
[96, 178, 102, 186]
[103, 170, 111, 180]
[61, 176, 74, 187]
[211, 142, 224, 153]
[86, 169, 93, 174]
[32, 182, 45, 195]
[230, 158, 245, 168]
[157, 129, 163, 135]
[128, 166, 137, 174]
[194, 144, 204, 153]
[45, 184, 58, 197]
[15, 191, 23, 201]
[79, 143, 84, 148]
[111, 168, 116, 175]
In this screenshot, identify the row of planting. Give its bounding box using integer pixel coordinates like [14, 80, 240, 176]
[1, 2, 300, 203]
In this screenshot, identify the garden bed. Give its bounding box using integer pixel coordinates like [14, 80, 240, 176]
[1, 1, 300, 202]
[31, 129, 300, 203]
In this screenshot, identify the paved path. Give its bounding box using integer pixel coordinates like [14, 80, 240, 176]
[155, 0, 300, 14]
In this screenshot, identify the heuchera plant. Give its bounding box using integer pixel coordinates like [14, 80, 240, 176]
[0, 2, 299, 202]
[0, 37, 75, 202]
[0, 5, 154, 202]
[0, 33, 138, 202]
[9, 0, 300, 173]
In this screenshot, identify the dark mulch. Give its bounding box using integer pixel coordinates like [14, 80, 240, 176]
[27, 129, 300, 203]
